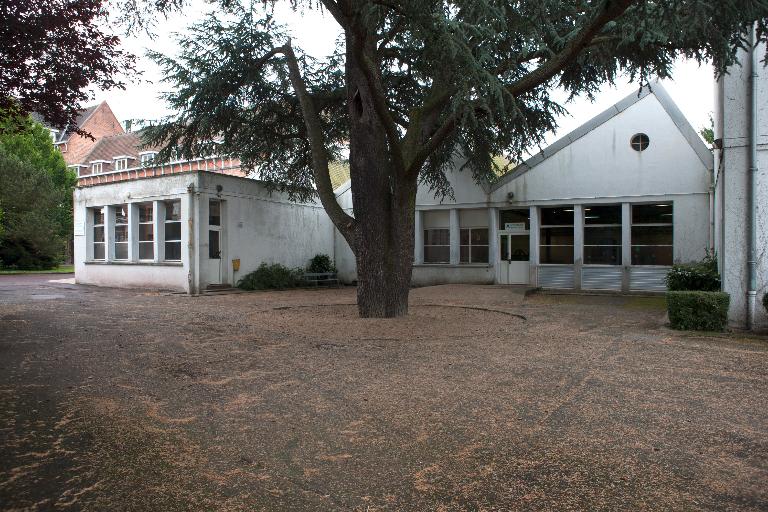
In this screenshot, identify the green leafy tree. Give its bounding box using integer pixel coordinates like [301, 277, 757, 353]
[0, 118, 75, 268]
[0, 149, 67, 269]
[700, 113, 715, 147]
[143, 0, 768, 317]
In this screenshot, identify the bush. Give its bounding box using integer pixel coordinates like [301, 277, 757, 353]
[307, 253, 336, 273]
[667, 291, 730, 331]
[763, 292, 768, 313]
[665, 253, 720, 291]
[237, 263, 303, 290]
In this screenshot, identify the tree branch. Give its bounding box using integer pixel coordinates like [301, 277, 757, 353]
[351, 36, 405, 173]
[279, 41, 357, 244]
[506, 0, 636, 96]
[407, 0, 636, 176]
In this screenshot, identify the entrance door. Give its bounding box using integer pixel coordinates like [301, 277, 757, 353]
[498, 233, 530, 284]
[206, 199, 224, 285]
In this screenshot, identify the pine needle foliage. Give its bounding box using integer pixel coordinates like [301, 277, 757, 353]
[144, 0, 768, 200]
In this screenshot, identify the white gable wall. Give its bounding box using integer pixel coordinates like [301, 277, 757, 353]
[331, 89, 712, 287]
[490, 94, 710, 203]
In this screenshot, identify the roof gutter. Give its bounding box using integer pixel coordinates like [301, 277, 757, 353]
[746, 24, 759, 330]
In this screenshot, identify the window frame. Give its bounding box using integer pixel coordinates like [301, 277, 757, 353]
[163, 200, 182, 262]
[114, 158, 128, 171]
[423, 228, 450, 264]
[630, 133, 650, 152]
[140, 152, 157, 166]
[539, 207, 575, 265]
[630, 203, 673, 266]
[138, 203, 154, 261]
[113, 204, 129, 261]
[91, 162, 103, 174]
[583, 204, 622, 266]
[459, 227, 489, 264]
[92, 207, 105, 261]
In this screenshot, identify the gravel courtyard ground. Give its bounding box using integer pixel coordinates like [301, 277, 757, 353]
[1, 275, 767, 511]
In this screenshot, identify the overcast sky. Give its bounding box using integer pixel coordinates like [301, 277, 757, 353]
[92, 2, 716, 153]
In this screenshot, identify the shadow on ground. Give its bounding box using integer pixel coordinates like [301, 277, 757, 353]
[1, 277, 767, 510]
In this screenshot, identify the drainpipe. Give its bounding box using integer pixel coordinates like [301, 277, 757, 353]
[187, 181, 198, 296]
[746, 24, 759, 329]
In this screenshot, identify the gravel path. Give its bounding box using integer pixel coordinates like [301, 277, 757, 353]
[1, 277, 767, 510]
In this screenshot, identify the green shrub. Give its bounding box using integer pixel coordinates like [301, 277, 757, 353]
[307, 253, 336, 273]
[237, 263, 303, 290]
[665, 253, 720, 291]
[666, 291, 729, 331]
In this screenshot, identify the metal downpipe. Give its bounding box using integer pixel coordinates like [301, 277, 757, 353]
[747, 24, 759, 330]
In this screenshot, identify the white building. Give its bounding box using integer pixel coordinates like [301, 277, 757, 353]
[73, 83, 713, 295]
[714, 35, 768, 330]
[336, 83, 713, 292]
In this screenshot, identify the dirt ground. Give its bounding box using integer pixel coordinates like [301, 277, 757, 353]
[1, 275, 767, 511]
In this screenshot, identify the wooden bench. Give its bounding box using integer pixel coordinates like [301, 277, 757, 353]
[303, 272, 340, 287]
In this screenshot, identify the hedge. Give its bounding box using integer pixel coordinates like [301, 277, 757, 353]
[666, 291, 729, 331]
[237, 263, 303, 290]
[665, 254, 720, 292]
[307, 253, 336, 273]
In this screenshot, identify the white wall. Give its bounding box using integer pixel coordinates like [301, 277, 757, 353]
[74, 172, 337, 292]
[332, 91, 712, 286]
[718, 42, 768, 329]
[489, 94, 710, 205]
[74, 173, 194, 291]
[195, 173, 336, 289]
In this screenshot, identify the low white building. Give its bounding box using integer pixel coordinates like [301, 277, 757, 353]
[74, 172, 335, 293]
[73, 83, 713, 295]
[335, 83, 713, 292]
[714, 36, 768, 330]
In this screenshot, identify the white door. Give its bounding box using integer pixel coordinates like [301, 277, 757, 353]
[498, 233, 530, 284]
[206, 199, 224, 285]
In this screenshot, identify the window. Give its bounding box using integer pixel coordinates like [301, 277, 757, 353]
[138, 203, 154, 260]
[91, 162, 103, 174]
[500, 209, 530, 231]
[460, 228, 489, 263]
[209, 199, 221, 226]
[164, 200, 182, 261]
[140, 152, 156, 166]
[583, 205, 622, 265]
[208, 200, 221, 259]
[92, 207, 105, 260]
[631, 133, 650, 152]
[114, 158, 128, 171]
[540, 207, 574, 264]
[424, 229, 450, 263]
[631, 203, 673, 265]
[114, 204, 128, 260]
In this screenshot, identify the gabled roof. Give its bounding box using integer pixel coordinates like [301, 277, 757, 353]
[32, 102, 104, 143]
[78, 131, 160, 171]
[489, 81, 714, 192]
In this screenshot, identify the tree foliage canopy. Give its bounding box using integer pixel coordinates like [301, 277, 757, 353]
[0, 0, 134, 132]
[145, 0, 768, 200]
[0, 119, 75, 269]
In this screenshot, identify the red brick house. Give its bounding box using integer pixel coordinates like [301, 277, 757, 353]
[46, 101, 125, 166]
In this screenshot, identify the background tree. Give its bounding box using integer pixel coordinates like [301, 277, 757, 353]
[0, 0, 133, 132]
[144, 0, 768, 317]
[700, 113, 715, 148]
[0, 118, 75, 269]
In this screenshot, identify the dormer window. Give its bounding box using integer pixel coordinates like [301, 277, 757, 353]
[91, 162, 103, 174]
[68, 164, 86, 177]
[140, 152, 157, 166]
[114, 158, 128, 171]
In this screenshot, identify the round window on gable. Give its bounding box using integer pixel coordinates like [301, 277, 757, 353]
[631, 133, 650, 152]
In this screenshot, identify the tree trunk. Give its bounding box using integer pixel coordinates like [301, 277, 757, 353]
[345, 33, 417, 318]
